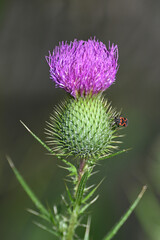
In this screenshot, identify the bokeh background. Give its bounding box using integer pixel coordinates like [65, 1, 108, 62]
[1, 0, 160, 239]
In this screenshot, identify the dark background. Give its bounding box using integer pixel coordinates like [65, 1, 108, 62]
[0, 0, 160, 239]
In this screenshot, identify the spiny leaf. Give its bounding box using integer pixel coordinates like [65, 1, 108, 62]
[65, 183, 74, 203]
[20, 121, 72, 169]
[82, 178, 104, 203]
[80, 195, 99, 214]
[97, 148, 131, 161]
[85, 184, 95, 192]
[33, 221, 59, 237]
[75, 172, 89, 206]
[61, 194, 69, 207]
[20, 120, 56, 156]
[27, 207, 56, 225]
[84, 216, 91, 240]
[27, 208, 40, 216]
[7, 156, 52, 222]
[103, 185, 147, 240]
[27, 208, 51, 222]
[61, 159, 78, 177]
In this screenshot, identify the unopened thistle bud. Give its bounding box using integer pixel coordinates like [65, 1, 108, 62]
[46, 38, 121, 161]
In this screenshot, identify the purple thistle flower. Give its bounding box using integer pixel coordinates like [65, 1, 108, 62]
[46, 38, 119, 98]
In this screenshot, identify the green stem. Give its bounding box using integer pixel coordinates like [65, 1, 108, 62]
[65, 159, 87, 240]
[66, 205, 80, 240]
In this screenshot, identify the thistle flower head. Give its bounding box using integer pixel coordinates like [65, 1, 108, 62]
[46, 38, 118, 97]
[46, 95, 120, 161]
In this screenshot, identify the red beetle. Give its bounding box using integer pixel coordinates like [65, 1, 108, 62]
[114, 117, 128, 127]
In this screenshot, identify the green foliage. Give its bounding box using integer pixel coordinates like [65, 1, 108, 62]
[97, 148, 132, 161]
[75, 171, 90, 205]
[82, 178, 103, 204]
[20, 120, 55, 156]
[84, 217, 91, 240]
[7, 156, 50, 220]
[7, 156, 59, 238]
[133, 188, 160, 240]
[8, 122, 146, 240]
[103, 186, 147, 240]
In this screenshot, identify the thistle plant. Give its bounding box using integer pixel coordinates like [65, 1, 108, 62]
[8, 38, 146, 240]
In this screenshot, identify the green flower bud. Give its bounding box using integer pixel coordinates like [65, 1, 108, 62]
[46, 94, 120, 161]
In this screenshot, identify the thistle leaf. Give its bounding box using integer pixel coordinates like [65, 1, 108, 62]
[27, 208, 52, 222]
[20, 120, 56, 155]
[102, 185, 147, 240]
[27, 208, 40, 216]
[82, 179, 104, 203]
[20, 121, 71, 166]
[65, 184, 74, 203]
[80, 195, 99, 214]
[7, 156, 52, 222]
[84, 216, 91, 240]
[33, 221, 59, 237]
[61, 159, 78, 177]
[97, 148, 131, 161]
[75, 172, 89, 206]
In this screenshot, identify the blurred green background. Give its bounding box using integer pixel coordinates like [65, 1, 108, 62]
[0, 0, 160, 239]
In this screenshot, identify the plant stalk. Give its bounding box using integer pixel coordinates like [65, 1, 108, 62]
[65, 159, 87, 240]
[65, 205, 79, 240]
[78, 159, 86, 182]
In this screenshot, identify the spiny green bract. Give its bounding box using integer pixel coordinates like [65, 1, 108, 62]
[46, 94, 119, 160]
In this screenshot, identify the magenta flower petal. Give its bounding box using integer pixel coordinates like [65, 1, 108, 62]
[46, 38, 119, 97]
